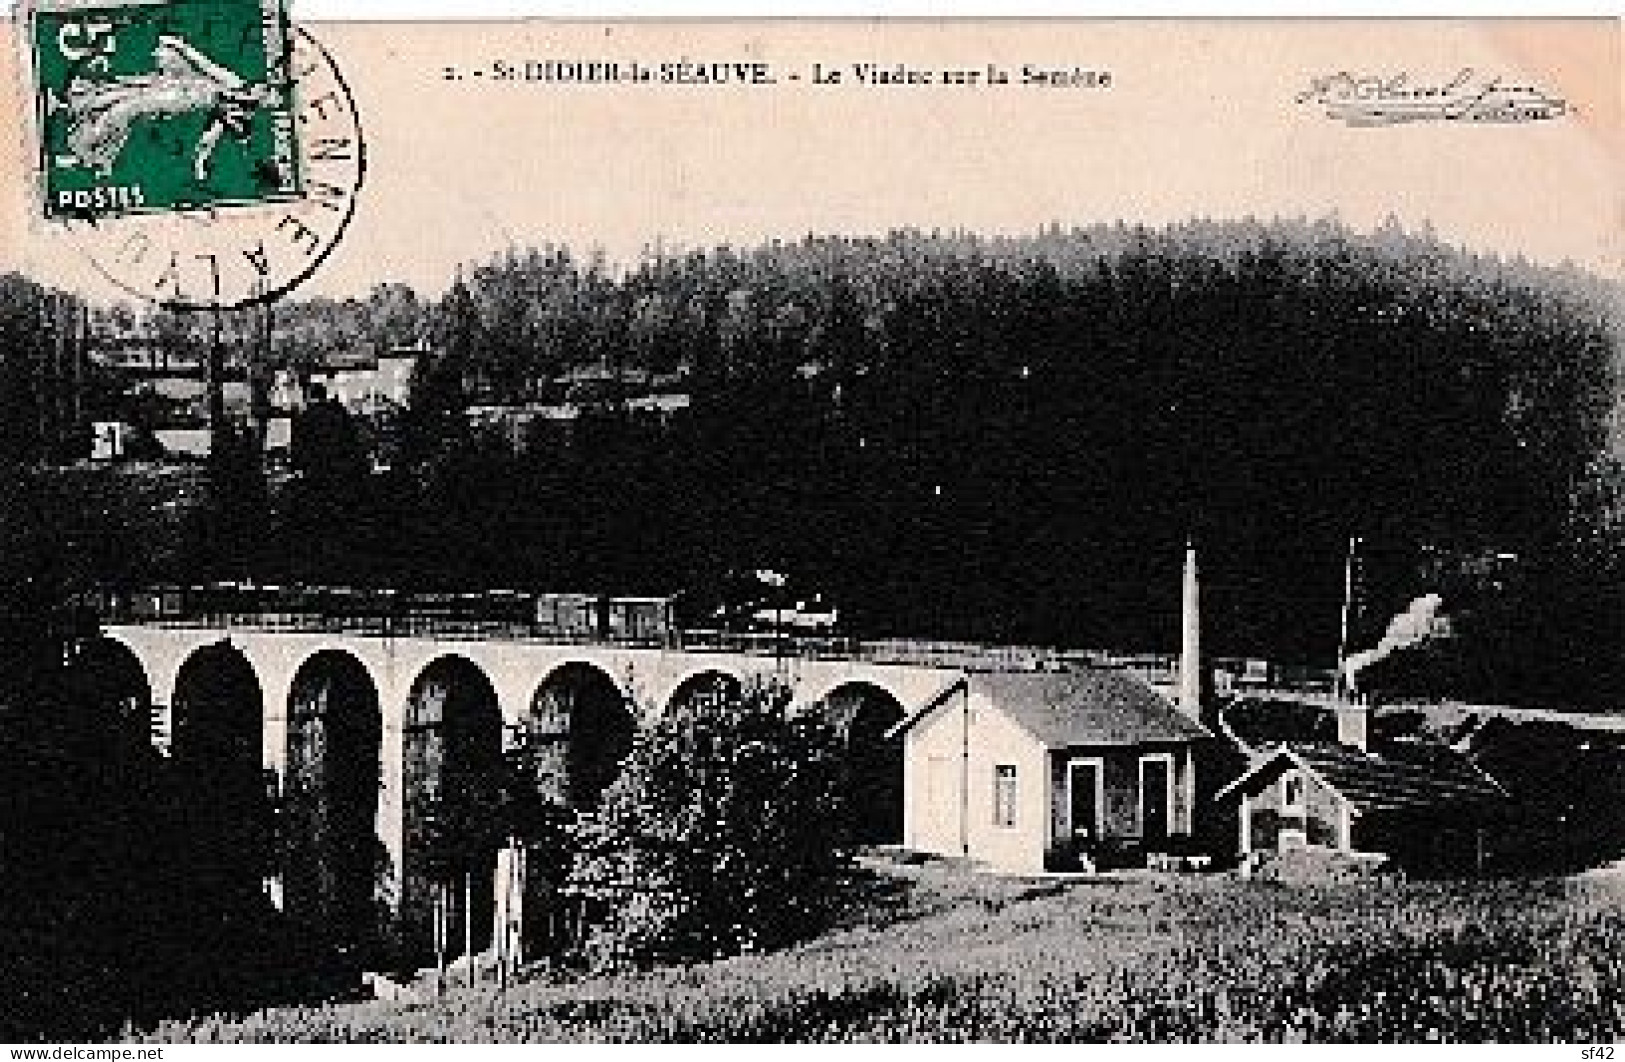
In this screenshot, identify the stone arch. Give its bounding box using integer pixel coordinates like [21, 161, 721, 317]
[69, 636, 154, 760]
[282, 650, 385, 963]
[665, 668, 744, 715]
[526, 661, 637, 811]
[517, 661, 637, 958]
[822, 681, 907, 846]
[171, 641, 267, 894]
[401, 654, 503, 963]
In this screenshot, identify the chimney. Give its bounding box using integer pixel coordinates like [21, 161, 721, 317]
[1336, 700, 1369, 753]
[1177, 542, 1202, 719]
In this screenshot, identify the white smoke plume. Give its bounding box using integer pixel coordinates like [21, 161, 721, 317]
[1343, 592, 1453, 688]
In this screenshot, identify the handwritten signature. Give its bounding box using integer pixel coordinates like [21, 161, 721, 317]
[1297, 68, 1567, 126]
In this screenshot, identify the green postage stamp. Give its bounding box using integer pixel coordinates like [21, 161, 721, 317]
[30, 0, 301, 219]
[22, 0, 363, 309]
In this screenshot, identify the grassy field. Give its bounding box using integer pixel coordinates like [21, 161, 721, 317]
[135, 864, 1625, 1043]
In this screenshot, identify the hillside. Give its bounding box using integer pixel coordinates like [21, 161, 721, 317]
[137, 861, 1625, 1043]
[6, 215, 1622, 704]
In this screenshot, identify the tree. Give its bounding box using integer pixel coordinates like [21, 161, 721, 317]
[191, 420, 269, 580]
[365, 282, 424, 351]
[400, 277, 477, 475]
[416, 739, 506, 984]
[491, 744, 576, 968]
[567, 679, 850, 968]
[286, 389, 370, 581]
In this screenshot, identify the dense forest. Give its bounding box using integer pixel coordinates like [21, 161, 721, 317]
[269, 217, 1623, 705]
[0, 282, 333, 1040]
[11, 215, 1625, 702]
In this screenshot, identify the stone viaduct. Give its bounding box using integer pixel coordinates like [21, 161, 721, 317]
[81, 619, 965, 966]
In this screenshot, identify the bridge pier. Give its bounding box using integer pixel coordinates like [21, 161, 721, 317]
[378, 693, 407, 936]
[96, 622, 959, 970]
[493, 843, 524, 972]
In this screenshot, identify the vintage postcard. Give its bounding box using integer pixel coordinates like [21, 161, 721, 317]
[0, 4, 1621, 1046]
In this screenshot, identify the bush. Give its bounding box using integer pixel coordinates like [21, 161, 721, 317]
[1249, 846, 1392, 884]
[566, 679, 851, 968]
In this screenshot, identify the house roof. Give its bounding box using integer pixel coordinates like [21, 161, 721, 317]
[1223, 697, 1339, 750]
[968, 669, 1211, 748]
[1216, 739, 1506, 813]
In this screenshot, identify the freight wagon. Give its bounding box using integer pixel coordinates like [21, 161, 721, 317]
[85, 583, 678, 647]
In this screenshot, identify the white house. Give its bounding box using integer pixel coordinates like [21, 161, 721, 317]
[91, 420, 135, 461]
[892, 668, 1211, 873]
[304, 346, 422, 413]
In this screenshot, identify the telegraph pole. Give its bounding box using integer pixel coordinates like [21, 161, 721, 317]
[51, 292, 66, 457]
[1336, 535, 1360, 700]
[37, 292, 55, 458]
[206, 305, 226, 444]
[249, 282, 273, 455]
[72, 302, 87, 453]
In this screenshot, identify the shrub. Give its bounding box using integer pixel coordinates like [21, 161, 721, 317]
[566, 678, 851, 968]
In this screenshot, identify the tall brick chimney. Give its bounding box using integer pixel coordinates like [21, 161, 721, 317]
[1177, 543, 1202, 721]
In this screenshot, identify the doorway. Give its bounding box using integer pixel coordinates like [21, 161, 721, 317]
[1140, 754, 1172, 845]
[1068, 758, 1103, 844]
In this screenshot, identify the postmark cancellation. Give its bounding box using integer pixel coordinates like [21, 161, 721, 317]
[22, 0, 365, 310]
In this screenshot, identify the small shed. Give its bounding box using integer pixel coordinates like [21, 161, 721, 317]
[91, 420, 135, 461]
[1214, 737, 1506, 876]
[892, 668, 1211, 873]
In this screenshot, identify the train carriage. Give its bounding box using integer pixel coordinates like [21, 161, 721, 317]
[604, 596, 675, 646]
[534, 593, 603, 641]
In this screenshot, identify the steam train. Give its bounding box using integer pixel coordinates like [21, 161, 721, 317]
[92, 583, 678, 645]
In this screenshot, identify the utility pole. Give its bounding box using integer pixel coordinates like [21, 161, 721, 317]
[57, 294, 82, 458]
[51, 292, 66, 458]
[463, 869, 474, 988]
[207, 304, 226, 445]
[1336, 535, 1360, 700]
[73, 302, 88, 454]
[249, 281, 273, 455]
[36, 291, 54, 459]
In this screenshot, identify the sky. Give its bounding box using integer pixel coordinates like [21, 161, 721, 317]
[0, 16, 1618, 304]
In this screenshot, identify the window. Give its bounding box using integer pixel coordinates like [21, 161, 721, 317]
[993, 764, 1018, 828]
[1281, 770, 1306, 814]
